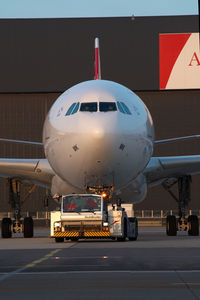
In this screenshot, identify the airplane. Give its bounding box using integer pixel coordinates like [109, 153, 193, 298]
[1, 37, 200, 238]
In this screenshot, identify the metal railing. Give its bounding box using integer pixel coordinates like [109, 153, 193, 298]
[133, 209, 200, 218]
[0, 210, 200, 220]
[0, 211, 51, 220]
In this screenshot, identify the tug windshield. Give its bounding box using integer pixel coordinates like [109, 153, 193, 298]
[63, 195, 102, 213]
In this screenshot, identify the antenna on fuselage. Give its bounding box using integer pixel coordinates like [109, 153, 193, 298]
[94, 37, 101, 80]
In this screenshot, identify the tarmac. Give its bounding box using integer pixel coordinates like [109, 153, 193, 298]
[0, 227, 200, 299]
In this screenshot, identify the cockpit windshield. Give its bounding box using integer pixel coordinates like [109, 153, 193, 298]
[65, 101, 132, 116]
[99, 102, 117, 112]
[63, 195, 102, 212]
[80, 102, 97, 112]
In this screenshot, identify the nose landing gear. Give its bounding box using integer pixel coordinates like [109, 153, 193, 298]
[163, 176, 199, 236]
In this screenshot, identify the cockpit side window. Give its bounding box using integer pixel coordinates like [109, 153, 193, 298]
[117, 101, 125, 113]
[120, 102, 132, 115]
[65, 103, 76, 116]
[80, 102, 97, 112]
[117, 101, 132, 115]
[99, 102, 117, 112]
[71, 102, 80, 115]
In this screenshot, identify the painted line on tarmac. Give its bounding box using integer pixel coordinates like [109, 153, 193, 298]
[175, 269, 200, 300]
[0, 248, 62, 282]
[0, 270, 200, 276]
[173, 283, 200, 286]
[25, 249, 61, 267]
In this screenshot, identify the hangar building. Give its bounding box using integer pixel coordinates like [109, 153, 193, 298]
[0, 15, 199, 211]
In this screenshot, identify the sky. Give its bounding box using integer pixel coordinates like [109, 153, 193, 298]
[0, 0, 198, 19]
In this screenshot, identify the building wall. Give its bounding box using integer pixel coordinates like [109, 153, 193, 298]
[0, 16, 198, 93]
[136, 90, 200, 210]
[0, 93, 58, 212]
[0, 16, 199, 211]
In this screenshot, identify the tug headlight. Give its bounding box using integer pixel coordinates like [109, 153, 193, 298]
[102, 192, 107, 198]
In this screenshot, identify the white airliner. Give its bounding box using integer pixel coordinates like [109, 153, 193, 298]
[1, 38, 200, 237]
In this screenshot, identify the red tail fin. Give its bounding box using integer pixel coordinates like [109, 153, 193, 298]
[94, 37, 101, 80]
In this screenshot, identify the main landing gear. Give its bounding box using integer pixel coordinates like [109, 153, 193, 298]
[1, 179, 35, 238]
[163, 176, 199, 236]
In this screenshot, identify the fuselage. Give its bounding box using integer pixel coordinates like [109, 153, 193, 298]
[43, 80, 154, 202]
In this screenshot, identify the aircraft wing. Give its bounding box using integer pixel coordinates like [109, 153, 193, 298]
[154, 135, 200, 144]
[0, 158, 55, 188]
[145, 155, 200, 186]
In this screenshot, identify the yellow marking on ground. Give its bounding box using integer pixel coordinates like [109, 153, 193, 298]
[0, 249, 63, 282]
[51, 249, 62, 254]
[40, 257, 49, 261]
[32, 260, 43, 264]
[25, 249, 62, 269]
[26, 264, 35, 268]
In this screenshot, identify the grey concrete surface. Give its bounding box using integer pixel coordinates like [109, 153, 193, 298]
[0, 226, 199, 249]
[0, 227, 200, 299]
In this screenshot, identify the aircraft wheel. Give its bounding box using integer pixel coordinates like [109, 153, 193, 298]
[55, 237, 64, 243]
[188, 215, 199, 236]
[166, 215, 177, 236]
[1, 218, 12, 238]
[24, 217, 34, 238]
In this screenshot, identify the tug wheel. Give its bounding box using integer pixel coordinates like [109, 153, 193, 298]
[55, 237, 64, 243]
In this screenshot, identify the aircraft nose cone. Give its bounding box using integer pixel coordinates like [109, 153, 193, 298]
[92, 128, 105, 139]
